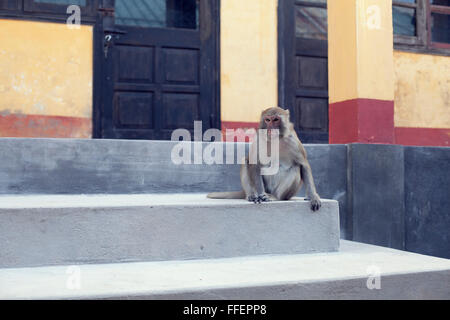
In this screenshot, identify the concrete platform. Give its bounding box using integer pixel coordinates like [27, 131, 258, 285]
[0, 138, 350, 238]
[0, 241, 449, 300]
[0, 193, 340, 268]
[0, 138, 347, 198]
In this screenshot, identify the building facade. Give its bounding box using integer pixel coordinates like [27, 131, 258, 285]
[0, 0, 448, 146]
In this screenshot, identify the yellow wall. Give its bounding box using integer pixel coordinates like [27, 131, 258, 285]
[220, 0, 278, 123]
[0, 19, 93, 120]
[394, 51, 450, 129]
[328, 0, 357, 103]
[356, 0, 394, 101]
[328, 0, 394, 103]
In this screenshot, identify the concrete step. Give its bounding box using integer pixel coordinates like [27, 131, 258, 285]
[0, 137, 349, 237]
[0, 193, 340, 268]
[0, 138, 347, 198]
[1, 240, 449, 300]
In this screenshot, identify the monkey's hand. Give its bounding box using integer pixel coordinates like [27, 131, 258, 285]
[248, 193, 271, 204]
[306, 194, 321, 212]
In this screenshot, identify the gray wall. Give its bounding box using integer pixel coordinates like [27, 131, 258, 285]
[346, 144, 450, 258]
[348, 144, 405, 250]
[404, 147, 450, 258]
[0, 138, 448, 258]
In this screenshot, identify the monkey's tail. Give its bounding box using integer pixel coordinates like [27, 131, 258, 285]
[207, 190, 246, 199]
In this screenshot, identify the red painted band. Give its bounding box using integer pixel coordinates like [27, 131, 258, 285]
[221, 121, 259, 142]
[0, 113, 92, 138]
[395, 127, 450, 147]
[329, 98, 395, 144]
[221, 121, 259, 130]
[220, 119, 450, 147]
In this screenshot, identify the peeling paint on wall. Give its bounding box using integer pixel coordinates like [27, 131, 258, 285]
[0, 19, 93, 138]
[394, 51, 450, 129]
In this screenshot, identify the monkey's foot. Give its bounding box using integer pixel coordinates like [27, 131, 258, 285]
[310, 197, 322, 212]
[248, 194, 271, 204]
[304, 195, 321, 211]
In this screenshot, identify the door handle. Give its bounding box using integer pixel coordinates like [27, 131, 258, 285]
[104, 34, 113, 59]
[103, 27, 127, 59]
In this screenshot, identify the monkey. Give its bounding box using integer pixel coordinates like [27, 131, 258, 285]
[207, 107, 321, 212]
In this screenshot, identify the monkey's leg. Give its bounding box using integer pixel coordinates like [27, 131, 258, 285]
[300, 164, 321, 211]
[270, 166, 302, 201]
[241, 162, 270, 203]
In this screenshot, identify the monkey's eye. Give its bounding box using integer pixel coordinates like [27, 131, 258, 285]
[265, 118, 270, 123]
[273, 118, 280, 122]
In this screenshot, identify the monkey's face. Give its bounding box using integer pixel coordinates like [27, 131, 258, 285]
[259, 107, 290, 137]
[263, 115, 281, 138]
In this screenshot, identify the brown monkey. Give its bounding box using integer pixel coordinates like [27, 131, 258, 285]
[207, 107, 321, 211]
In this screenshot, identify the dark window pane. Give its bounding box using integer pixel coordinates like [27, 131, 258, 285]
[34, 0, 86, 5]
[0, 0, 20, 10]
[295, 6, 327, 39]
[430, 0, 449, 5]
[393, 6, 417, 36]
[431, 12, 450, 43]
[115, 0, 198, 29]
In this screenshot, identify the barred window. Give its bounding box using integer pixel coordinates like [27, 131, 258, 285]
[393, 0, 450, 54]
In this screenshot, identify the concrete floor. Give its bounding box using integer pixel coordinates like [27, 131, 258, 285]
[1, 240, 449, 300]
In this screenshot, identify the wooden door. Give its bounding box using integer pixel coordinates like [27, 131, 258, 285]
[278, 0, 328, 143]
[98, 0, 219, 140]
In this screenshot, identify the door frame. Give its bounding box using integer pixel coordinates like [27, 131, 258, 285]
[277, 0, 296, 112]
[277, 0, 329, 143]
[92, 0, 221, 139]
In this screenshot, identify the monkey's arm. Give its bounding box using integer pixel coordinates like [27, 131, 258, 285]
[291, 140, 321, 211]
[300, 163, 321, 211]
